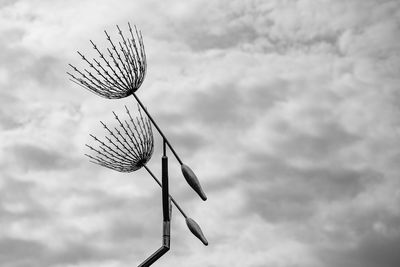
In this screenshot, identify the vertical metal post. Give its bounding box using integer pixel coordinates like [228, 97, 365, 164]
[138, 139, 171, 267]
[161, 138, 171, 248]
[162, 139, 170, 222]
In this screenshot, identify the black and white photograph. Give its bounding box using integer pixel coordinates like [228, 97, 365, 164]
[1, 0, 400, 266]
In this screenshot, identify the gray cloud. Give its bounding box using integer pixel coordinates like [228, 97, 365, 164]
[0, 238, 47, 267]
[189, 84, 246, 126]
[0, 0, 19, 8]
[317, 213, 400, 267]
[0, 176, 48, 223]
[179, 21, 259, 51]
[276, 121, 361, 160]
[0, 110, 22, 130]
[167, 130, 208, 157]
[0, 237, 117, 267]
[239, 152, 382, 223]
[0, 26, 66, 95]
[6, 144, 76, 171]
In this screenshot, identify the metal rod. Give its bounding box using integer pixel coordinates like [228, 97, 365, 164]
[138, 208, 170, 266]
[132, 93, 183, 165]
[162, 140, 170, 221]
[138, 246, 169, 267]
[138, 150, 171, 267]
[143, 164, 187, 218]
[163, 137, 166, 157]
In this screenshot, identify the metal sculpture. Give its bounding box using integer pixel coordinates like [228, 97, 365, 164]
[68, 23, 208, 266]
[85, 106, 154, 172]
[68, 24, 146, 98]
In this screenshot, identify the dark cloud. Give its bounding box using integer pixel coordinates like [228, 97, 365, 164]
[0, 178, 161, 266]
[180, 23, 259, 51]
[239, 152, 382, 223]
[243, 78, 290, 111]
[190, 85, 244, 124]
[0, 178, 48, 267]
[0, 237, 116, 267]
[0, 27, 64, 92]
[0, 176, 48, 222]
[186, 74, 291, 133]
[49, 242, 114, 266]
[162, 1, 344, 53]
[144, 105, 209, 155]
[0, 91, 30, 131]
[166, 130, 208, 158]
[0, 0, 19, 8]
[29, 55, 64, 88]
[66, 186, 163, 251]
[0, 110, 22, 130]
[147, 2, 263, 51]
[188, 83, 250, 131]
[317, 216, 400, 267]
[6, 144, 76, 171]
[0, 238, 47, 267]
[277, 121, 361, 160]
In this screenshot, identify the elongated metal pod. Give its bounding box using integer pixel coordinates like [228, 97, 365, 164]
[186, 217, 208, 246]
[181, 164, 207, 201]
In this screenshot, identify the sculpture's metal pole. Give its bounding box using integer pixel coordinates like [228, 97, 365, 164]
[139, 139, 171, 267]
[143, 165, 187, 218]
[162, 140, 170, 222]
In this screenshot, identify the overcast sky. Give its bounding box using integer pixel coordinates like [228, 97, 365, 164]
[1, 0, 400, 266]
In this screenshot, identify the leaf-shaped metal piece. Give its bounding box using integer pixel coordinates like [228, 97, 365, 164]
[186, 217, 208, 246]
[181, 164, 207, 201]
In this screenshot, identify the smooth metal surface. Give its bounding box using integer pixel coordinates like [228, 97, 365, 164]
[186, 217, 208, 246]
[162, 153, 170, 221]
[181, 164, 207, 201]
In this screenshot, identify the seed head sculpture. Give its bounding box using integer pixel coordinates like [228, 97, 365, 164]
[68, 23, 208, 266]
[85, 105, 153, 172]
[67, 23, 146, 99]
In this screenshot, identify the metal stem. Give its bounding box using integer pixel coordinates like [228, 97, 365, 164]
[143, 164, 187, 218]
[138, 246, 169, 267]
[162, 139, 170, 222]
[132, 93, 183, 165]
[139, 150, 171, 267]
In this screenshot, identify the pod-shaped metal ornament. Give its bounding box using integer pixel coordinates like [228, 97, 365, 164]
[181, 164, 207, 201]
[186, 217, 208, 246]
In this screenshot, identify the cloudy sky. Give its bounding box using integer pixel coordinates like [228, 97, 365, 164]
[1, 0, 400, 266]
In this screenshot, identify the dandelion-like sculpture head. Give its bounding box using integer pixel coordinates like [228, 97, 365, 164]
[67, 23, 146, 99]
[85, 105, 153, 172]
